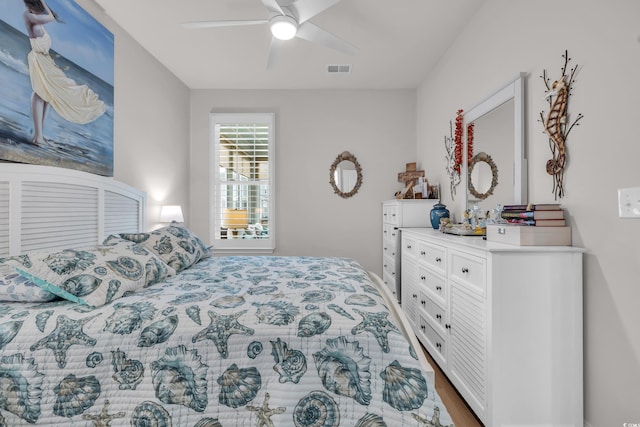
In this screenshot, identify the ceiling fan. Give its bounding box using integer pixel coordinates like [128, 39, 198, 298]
[183, 0, 358, 69]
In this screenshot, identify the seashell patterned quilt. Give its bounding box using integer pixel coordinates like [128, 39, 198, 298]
[0, 256, 454, 426]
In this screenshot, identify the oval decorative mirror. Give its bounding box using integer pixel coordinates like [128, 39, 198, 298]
[329, 151, 363, 198]
[468, 152, 498, 200]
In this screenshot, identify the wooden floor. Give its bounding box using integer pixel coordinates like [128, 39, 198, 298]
[421, 345, 484, 427]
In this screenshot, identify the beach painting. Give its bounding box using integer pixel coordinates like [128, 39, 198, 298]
[0, 0, 114, 176]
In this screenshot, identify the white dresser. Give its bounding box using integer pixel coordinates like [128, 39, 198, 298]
[381, 199, 436, 302]
[401, 228, 584, 427]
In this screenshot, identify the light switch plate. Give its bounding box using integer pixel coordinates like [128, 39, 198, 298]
[618, 187, 640, 218]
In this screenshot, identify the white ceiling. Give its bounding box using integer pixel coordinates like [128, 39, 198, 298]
[93, 0, 484, 90]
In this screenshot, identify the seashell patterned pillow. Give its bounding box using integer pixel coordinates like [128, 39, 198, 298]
[1, 238, 176, 307]
[117, 221, 210, 273]
[0, 259, 58, 302]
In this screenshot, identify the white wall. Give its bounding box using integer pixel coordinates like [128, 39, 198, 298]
[75, 0, 191, 230]
[417, 0, 640, 425]
[189, 89, 418, 273]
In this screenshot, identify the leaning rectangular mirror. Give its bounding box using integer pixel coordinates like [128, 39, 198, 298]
[458, 73, 527, 218]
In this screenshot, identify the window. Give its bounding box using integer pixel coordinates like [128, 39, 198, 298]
[211, 113, 274, 252]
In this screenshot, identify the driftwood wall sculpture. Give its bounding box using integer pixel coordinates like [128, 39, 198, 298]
[540, 50, 583, 199]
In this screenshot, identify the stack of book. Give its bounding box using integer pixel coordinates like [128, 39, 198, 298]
[500, 203, 565, 226]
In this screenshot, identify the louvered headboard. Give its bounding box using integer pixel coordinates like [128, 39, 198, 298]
[0, 164, 145, 257]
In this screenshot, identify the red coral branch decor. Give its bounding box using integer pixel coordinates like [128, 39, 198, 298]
[454, 109, 464, 174]
[466, 122, 474, 166]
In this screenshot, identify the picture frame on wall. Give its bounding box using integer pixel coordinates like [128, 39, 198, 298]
[0, 0, 114, 176]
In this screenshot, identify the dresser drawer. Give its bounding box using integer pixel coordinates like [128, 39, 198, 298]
[383, 224, 399, 243]
[449, 251, 486, 294]
[382, 270, 396, 295]
[418, 266, 446, 302]
[382, 254, 396, 276]
[383, 205, 399, 226]
[417, 241, 446, 274]
[419, 291, 447, 329]
[418, 313, 447, 361]
[383, 252, 396, 269]
[382, 241, 398, 259]
[402, 235, 417, 258]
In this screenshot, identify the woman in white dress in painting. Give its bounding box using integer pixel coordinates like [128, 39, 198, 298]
[23, 0, 105, 145]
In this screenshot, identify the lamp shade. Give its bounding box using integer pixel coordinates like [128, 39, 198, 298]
[160, 205, 184, 223]
[223, 208, 248, 229]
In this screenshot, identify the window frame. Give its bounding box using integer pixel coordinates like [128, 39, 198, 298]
[210, 112, 275, 253]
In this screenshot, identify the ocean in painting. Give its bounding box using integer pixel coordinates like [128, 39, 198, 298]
[0, 19, 114, 176]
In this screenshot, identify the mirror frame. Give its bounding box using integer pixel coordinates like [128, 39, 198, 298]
[458, 73, 527, 216]
[329, 151, 363, 198]
[468, 151, 499, 200]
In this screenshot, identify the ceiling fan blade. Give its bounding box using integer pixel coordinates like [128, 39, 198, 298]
[266, 37, 286, 69]
[261, 0, 285, 15]
[182, 19, 268, 29]
[296, 21, 357, 55]
[289, 0, 343, 23]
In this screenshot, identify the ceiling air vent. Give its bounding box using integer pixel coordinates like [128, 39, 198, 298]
[326, 64, 352, 74]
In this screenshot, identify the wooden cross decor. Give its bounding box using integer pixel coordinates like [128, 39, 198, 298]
[396, 162, 425, 199]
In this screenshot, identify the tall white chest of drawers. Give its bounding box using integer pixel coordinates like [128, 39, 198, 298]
[381, 199, 436, 302]
[401, 228, 584, 427]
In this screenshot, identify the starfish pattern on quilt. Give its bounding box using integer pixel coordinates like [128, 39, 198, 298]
[30, 313, 100, 368]
[350, 309, 400, 353]
[412, 407, 453, 427]
[246, 275, 271, 286]
[245, 392, 286, 427]
[191, 310, 254, 358]
[82, 400, 126, 426]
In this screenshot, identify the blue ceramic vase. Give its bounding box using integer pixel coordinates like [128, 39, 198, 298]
[430, 203, 450, 229]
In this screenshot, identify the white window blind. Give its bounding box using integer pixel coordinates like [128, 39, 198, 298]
[211, 113, 275, 252]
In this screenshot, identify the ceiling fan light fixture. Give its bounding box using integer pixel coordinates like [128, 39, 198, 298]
[270, 15, 297, 40]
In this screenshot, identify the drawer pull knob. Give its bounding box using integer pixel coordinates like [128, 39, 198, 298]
[435, 257, 442, 263]
[421, 325, 426, 331]
[420, 251, 426, 255]
[420, 276, 426, 280]
[436, 314, 442, 320]
[436, 286, 442, 291]
[461, 267, 469, 274]
[436, 342, 442, 349]
[412, 293, 417, 298]
[407, 245, 412, 249]
[421, 300, 425, 305]
[445, 324, 451, 330]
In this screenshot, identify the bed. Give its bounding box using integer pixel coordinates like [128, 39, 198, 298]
[0, 165, 454, 426]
